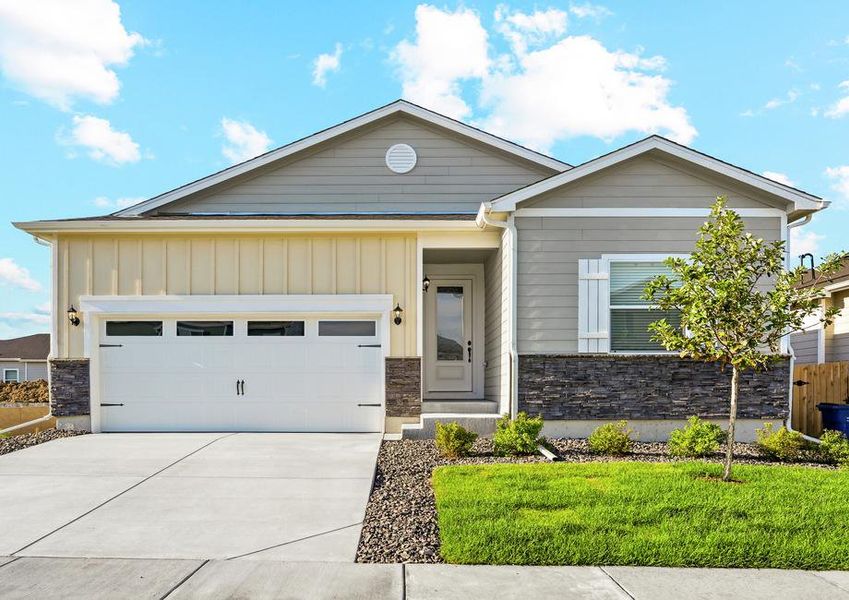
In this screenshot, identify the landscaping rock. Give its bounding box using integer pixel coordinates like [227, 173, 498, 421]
[0, 428, 87, 456]
[0, 380, 48, 404]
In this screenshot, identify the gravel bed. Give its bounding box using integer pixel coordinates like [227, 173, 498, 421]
[0, 428, 87, 456]
[355, 437, 832, 564]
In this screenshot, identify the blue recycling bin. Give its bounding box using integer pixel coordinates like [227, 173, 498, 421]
[817, 403, 849, 437]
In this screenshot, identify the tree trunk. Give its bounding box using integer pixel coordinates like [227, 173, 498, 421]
[723, 366, 739, 482]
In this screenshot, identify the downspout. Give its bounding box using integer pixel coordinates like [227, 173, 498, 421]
[785, 214, 820, 443]
[477, 202, 518, 417]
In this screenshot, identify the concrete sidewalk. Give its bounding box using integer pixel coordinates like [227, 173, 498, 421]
[1, 558, 848, 599]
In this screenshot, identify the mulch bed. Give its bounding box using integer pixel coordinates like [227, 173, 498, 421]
[355, 437, 832, 564]
[0, 428, 87, 456]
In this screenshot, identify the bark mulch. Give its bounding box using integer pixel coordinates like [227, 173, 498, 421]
[355, 437, 831, 564]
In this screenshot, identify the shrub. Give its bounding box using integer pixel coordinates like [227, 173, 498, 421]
[434, 421, 478, 459]
[818, 430, 849, 467]
[588, 420, 633, 455]
[668, 416, 725, 458]
[755, 423, 805, 462]
[493, 412, 544, 456]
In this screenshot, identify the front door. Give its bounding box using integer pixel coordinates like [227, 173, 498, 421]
[424, 279, 473, 394]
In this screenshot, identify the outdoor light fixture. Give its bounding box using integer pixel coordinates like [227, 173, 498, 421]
[422, 276, 430, 292]
[393, 303, 404, 325]
[67, 305, 80, 327]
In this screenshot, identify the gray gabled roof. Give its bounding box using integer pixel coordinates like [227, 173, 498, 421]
[0, 333, 50, 360]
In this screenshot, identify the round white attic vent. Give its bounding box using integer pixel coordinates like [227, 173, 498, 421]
[385, 143, 417, 173]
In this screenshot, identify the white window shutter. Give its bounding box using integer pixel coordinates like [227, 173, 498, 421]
[578, 259, 610, 353]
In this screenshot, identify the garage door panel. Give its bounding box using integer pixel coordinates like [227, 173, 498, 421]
[100, 316, 384, 432]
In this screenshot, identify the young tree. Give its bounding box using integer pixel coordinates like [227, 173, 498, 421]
[643, 197, 843, 481]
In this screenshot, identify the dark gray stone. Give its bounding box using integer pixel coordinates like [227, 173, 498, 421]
[385, 358, 421, 418]
[49, 359, 90, 417]
[518, 354, 789, 420]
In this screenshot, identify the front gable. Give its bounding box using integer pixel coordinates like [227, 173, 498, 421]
[156, 114, 556, 216]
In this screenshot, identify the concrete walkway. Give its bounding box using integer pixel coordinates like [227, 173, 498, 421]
[0, 558, 848, 599]
[0, 433, 380, 561]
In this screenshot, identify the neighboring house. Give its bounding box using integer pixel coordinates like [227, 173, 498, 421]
[0, 334, 50, 383]
[14, 100, 827, 440]
[791, 259, 849, 365]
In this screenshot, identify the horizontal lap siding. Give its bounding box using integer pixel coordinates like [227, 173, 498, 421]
[58, 234, 416, 359]
[516, 216, 781, 354]
[484, 242, 505, 406]
[163, 117, 552, 215]
[791, 331, 820, 364]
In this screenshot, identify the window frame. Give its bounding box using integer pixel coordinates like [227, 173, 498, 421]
[602, 253, 688, 355]
[3, 368, 20, 383]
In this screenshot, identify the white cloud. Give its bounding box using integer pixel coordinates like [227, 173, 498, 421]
[790, 228, 825, 257]
[825, 165, 849, 208]
[92, 196, 145, 210]
[0, 258, 42, 292]
[312, 43, 343, 88]
[61, 115, 141, 165]
[220, 118, 272, 164]
[569, 3, 613, 19]
[764, 89, 799, 110]
[761, 171, 795, 187]
[391, 5, 490, 120]
[0, 311, 50, 326]
[392, 5, 695, 151]
[825, 81, 849, 118]
[0, 0, 146, 110]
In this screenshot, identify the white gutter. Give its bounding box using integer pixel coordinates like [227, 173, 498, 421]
[477, 202, 519, 417]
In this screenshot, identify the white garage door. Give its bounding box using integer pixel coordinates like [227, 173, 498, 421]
[98, 317, 384, 432]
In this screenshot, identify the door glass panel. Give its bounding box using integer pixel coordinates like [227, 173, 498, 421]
[247, 321, 305, 336]
[318, 321, 376, 336]
[176, 321, 234, 336]
[106, 321, 163, 336]
[436, 286, 464, 361]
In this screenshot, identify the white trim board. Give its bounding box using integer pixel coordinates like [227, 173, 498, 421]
[515, 208, 787, 218]
[491, 136, 825, 213]
[111, 100, 569, 217]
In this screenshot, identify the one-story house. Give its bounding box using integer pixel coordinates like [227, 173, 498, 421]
[14, 100, 826, 440]
[0, 333, 49, 383]
[791, 258, 849, 365]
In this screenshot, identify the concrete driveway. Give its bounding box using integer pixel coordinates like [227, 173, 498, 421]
[0, 433, 380, 561]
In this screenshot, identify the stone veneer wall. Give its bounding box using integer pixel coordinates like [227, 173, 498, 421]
[518, 354, 789, 420]
[49, 359, 90, 417]
[385, 357, 421, 418]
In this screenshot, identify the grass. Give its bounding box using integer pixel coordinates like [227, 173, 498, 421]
[432, 461, 849, 569]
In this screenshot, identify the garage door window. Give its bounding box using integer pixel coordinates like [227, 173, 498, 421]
[177, 321, 234, 336]
[106, 321, 163, 336]
[318, 321, 376, 336]
[247, 321, 305, 336]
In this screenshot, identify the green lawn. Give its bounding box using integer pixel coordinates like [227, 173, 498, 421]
[432, 461, 849, 569]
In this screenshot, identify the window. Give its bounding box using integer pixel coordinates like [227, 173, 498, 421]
[106, 321, 163, 336]
[176, 321, 234, 336]
[318, 321, 376, 336]
[436, 286, 464, 361]
[3, 369, 19, 383]
[609, 261, 681, 352]
[247, 321, 305, 336]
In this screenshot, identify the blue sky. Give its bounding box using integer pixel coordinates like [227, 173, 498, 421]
[1, 1, 848, 338]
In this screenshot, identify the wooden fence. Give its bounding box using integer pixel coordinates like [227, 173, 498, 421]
[791, 362, 849, 437]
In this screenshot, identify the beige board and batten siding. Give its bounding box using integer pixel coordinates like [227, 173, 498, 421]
[159, 116, 554, 215]
[56, 233, 417, 358]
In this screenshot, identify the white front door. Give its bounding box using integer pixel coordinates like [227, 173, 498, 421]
[424, 279, 473, 394]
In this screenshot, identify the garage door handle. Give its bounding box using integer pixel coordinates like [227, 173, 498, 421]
[358, 344, 381, 348]
[100, 403, 124, 407]
[99, 344, 123, 348]
[358, 403, 381, 407]
[240, 380, 245, 395]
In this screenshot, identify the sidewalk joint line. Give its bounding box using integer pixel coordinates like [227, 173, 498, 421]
[224, 522, 363, 560]
[599, 566, 636, 600]
[812, 572, 849, 596]
[10, 433, 237, 556]
[160, 558, 210, 599]
[0, 556, 21, 571]
[401, 563, 407, 600]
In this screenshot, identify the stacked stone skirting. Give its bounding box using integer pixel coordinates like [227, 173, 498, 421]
[385, 358, 421, 418]
[49, 359, 91, 417]
[518, 354, 789, 421]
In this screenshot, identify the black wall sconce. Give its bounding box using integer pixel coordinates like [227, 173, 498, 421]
[393, 303, 404, 325]
[422, 276, 430, 292]
[67, 305, 80, 326]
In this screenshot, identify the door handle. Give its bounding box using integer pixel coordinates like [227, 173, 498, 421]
[239, 380, 245, 396]
[467, 340, 472, 363]
[236, 380, 241, 396]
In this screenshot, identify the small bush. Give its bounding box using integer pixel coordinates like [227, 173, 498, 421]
[755, 423, 805, 462]
[668, 416, 725, 458]
[818, 430, 849, 467]
[588, 420, 633, 455]
[434, 421, 478, 459]
[493, 412, 544, 456]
